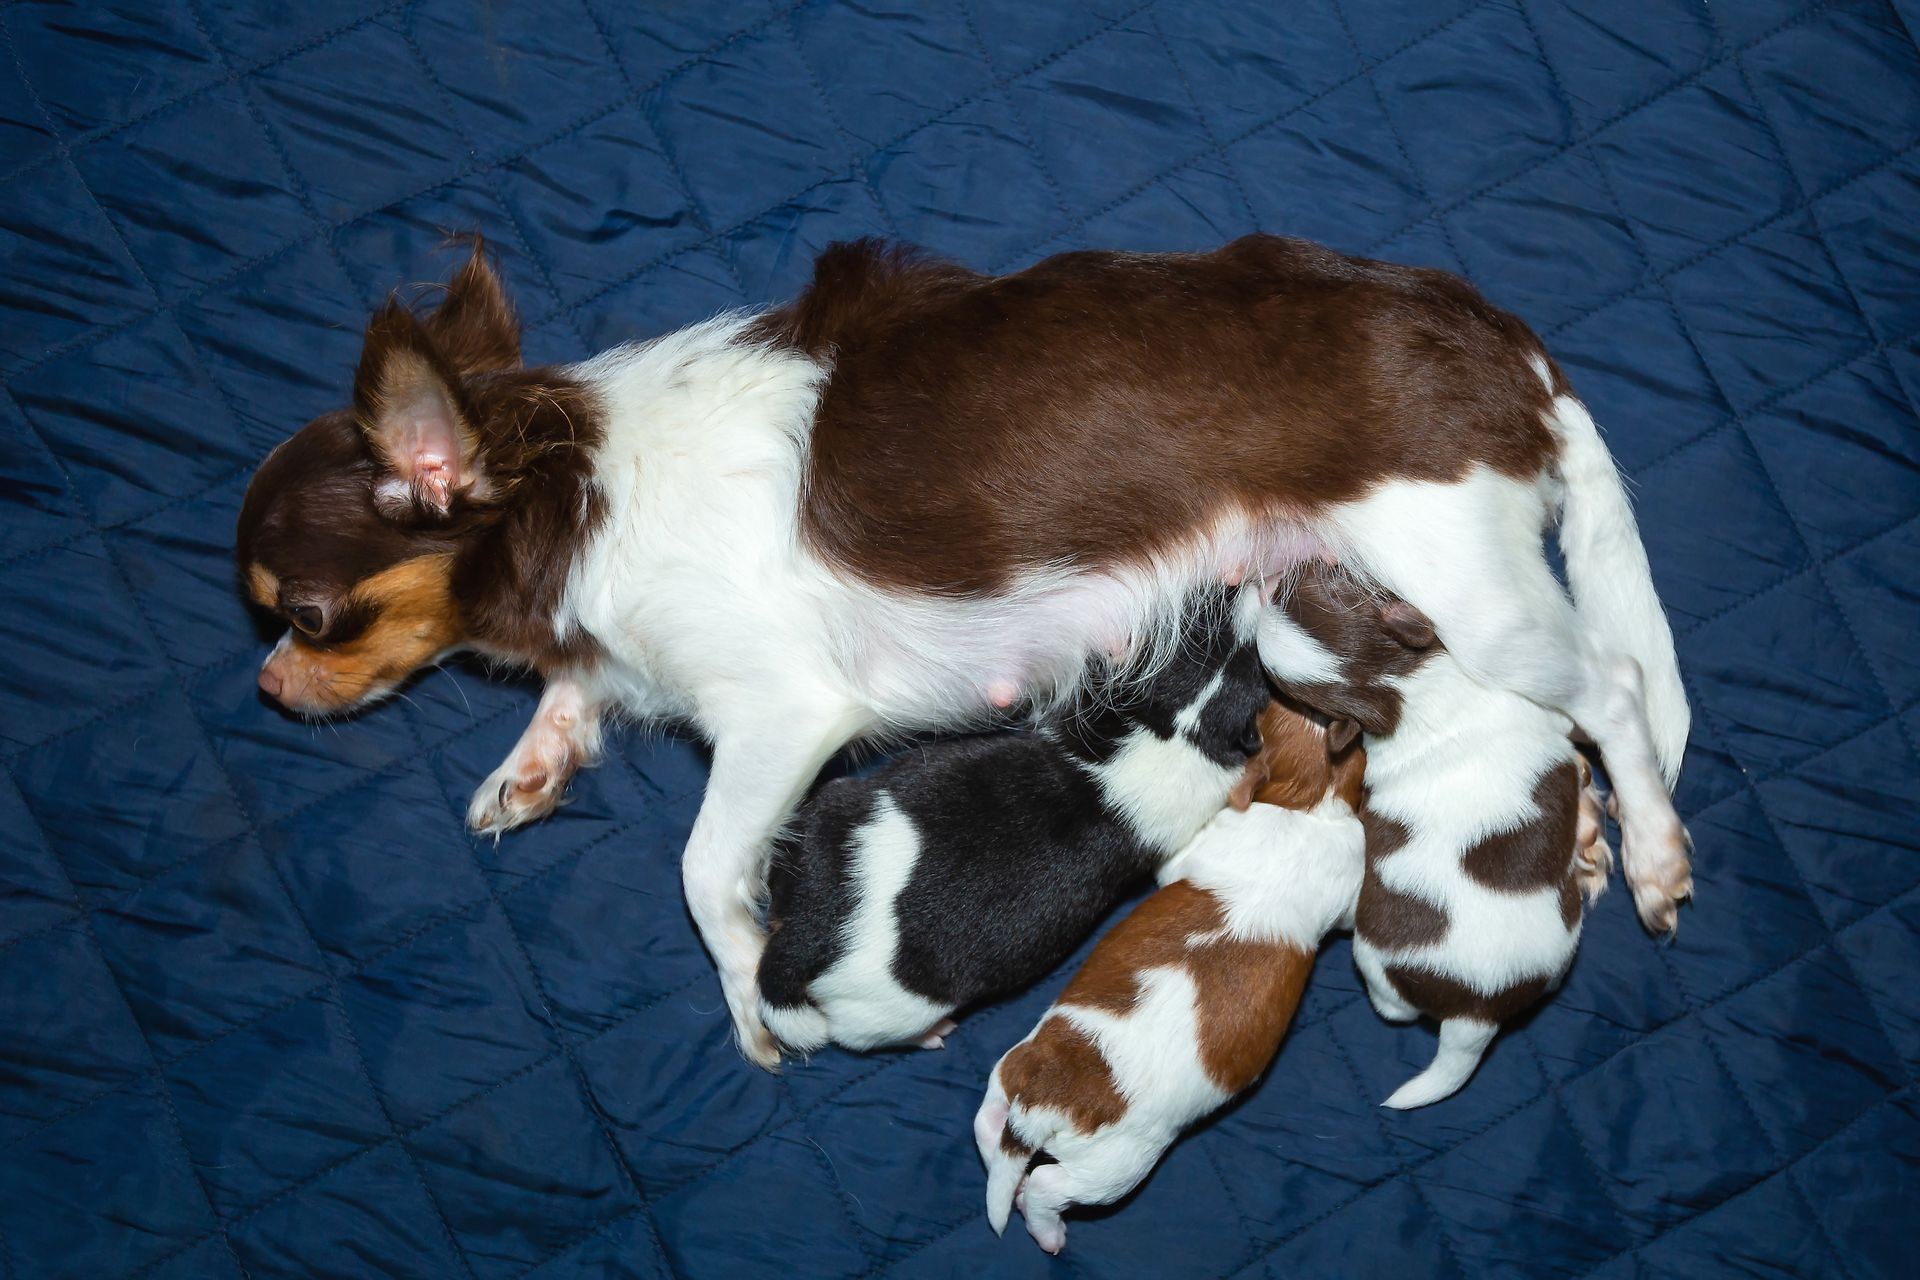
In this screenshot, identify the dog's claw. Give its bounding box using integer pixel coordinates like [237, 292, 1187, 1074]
[469, 756, 573, 834]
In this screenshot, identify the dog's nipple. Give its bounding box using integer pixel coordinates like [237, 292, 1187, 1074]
[988, 679, 1017, 709]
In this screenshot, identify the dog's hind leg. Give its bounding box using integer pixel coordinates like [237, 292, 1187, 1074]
[683, 692, 877, 1068]
[1327, 472, 1691, 935]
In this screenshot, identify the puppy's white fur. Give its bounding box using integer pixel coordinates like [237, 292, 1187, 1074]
[487, 318, 1685, 1063]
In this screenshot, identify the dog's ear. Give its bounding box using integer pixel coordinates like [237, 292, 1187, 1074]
[354, 300, 491, 519]
[1378, 600, 1437, 651]
[424, 236, 521, 377]
[1327, 718, 1362, 755]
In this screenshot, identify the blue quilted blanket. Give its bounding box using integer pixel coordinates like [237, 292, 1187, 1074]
[2, 2, 1916, 1276]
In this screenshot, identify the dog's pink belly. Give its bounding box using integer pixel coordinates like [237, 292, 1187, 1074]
[841, 513, 1327, 726]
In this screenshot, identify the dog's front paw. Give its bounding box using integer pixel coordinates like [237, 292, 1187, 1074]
[467, 750, 574, 834]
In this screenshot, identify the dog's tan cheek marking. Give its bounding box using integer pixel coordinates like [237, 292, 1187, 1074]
[349, 553, 462, 680]
[286, 555, 461, 706]
[247, 563, 280, 609]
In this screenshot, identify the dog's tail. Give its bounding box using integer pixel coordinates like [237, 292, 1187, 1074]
[1381, 1017, 1497, 1110]
[1548, 384, 1690, 788]
[976, 1067, 1039, 1235]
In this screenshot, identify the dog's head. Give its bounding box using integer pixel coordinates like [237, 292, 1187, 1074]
[236, 240, 526, 715]
[1262, 567, 1440, 737]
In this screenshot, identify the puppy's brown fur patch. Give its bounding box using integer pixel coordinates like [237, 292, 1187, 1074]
[1459, 764, 1582, 897]
[1356, 813, 1451, 951]
[1384, 965, 1554, 1025]
[997, 1017, 1128, 1155]
[1275, 570, 1443, 736]
[1052, 881, 1315, 1096]
[1189, 934, 1314, 1093]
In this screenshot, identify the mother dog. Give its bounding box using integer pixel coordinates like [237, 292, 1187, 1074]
[236, 235, 1690, 1067]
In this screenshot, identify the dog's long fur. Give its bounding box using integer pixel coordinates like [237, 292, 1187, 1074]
[237, 235, 1690, 1065]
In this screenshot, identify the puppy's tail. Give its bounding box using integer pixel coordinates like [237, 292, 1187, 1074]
[1381, 1017, 1497, 1110]
[976, 1068, 1037, 1235]
[1547, 383, 1690, 788]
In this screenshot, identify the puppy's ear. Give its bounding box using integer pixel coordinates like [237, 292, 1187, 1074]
[354, 301, 491, 519]
[1378, 601, 1437, 651]
[1226, 765, 1261, 812]
[1327, 718, 1361, 755]
[424, 235, 522, 377]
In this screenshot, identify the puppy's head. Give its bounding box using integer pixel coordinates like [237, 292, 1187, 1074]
[237, 240, 523, 715]
[1227, 699, 1367, 812]
[1263, 567, 1439, 737]
[1138, 583, 1275, 768]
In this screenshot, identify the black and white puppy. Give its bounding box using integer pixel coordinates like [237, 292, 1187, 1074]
[758, 586, 1271, 1054]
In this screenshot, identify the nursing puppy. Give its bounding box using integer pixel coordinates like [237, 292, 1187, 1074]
[976, 701, 1365, 1254]
[236, 234, 1688, 1066]
[1264, 567, 1614, 1109]
[758, 587, 1271, 1053]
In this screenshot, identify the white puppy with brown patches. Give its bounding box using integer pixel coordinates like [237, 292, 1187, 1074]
[1262, 566, 1616, 1109]
[975, 702, 1365, 1254]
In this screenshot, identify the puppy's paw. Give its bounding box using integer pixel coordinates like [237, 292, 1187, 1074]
[739, 1019, 783, 1072]
[1623, 819, 1693, 937]
[918, 1017, 958, 1050]
[1574, 760, 1614, 906]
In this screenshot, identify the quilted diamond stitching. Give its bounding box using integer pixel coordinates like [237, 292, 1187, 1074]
[1532, 29, 1915, 1261]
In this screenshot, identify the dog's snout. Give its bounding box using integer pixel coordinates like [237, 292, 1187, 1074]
[258, 661, 285, 701]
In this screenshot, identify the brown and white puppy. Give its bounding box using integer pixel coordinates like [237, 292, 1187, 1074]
[1263, 567, 1616, 1108]
[237, 234, 1688, 1067]
[975, 702, 1365, 1254]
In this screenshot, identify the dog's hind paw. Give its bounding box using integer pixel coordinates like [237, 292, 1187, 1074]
[1623, 820, 1693, 937]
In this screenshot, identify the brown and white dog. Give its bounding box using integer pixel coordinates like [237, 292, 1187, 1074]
[975, 701, 1366, 1253]
[1263, 567, 1616, 1108]
[236, 234, 1689, 1067]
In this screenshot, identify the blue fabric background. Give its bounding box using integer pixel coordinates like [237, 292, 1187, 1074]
[2, 2, 1917, 1276]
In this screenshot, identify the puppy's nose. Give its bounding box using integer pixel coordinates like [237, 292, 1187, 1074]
[258, 664, 285, 701]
